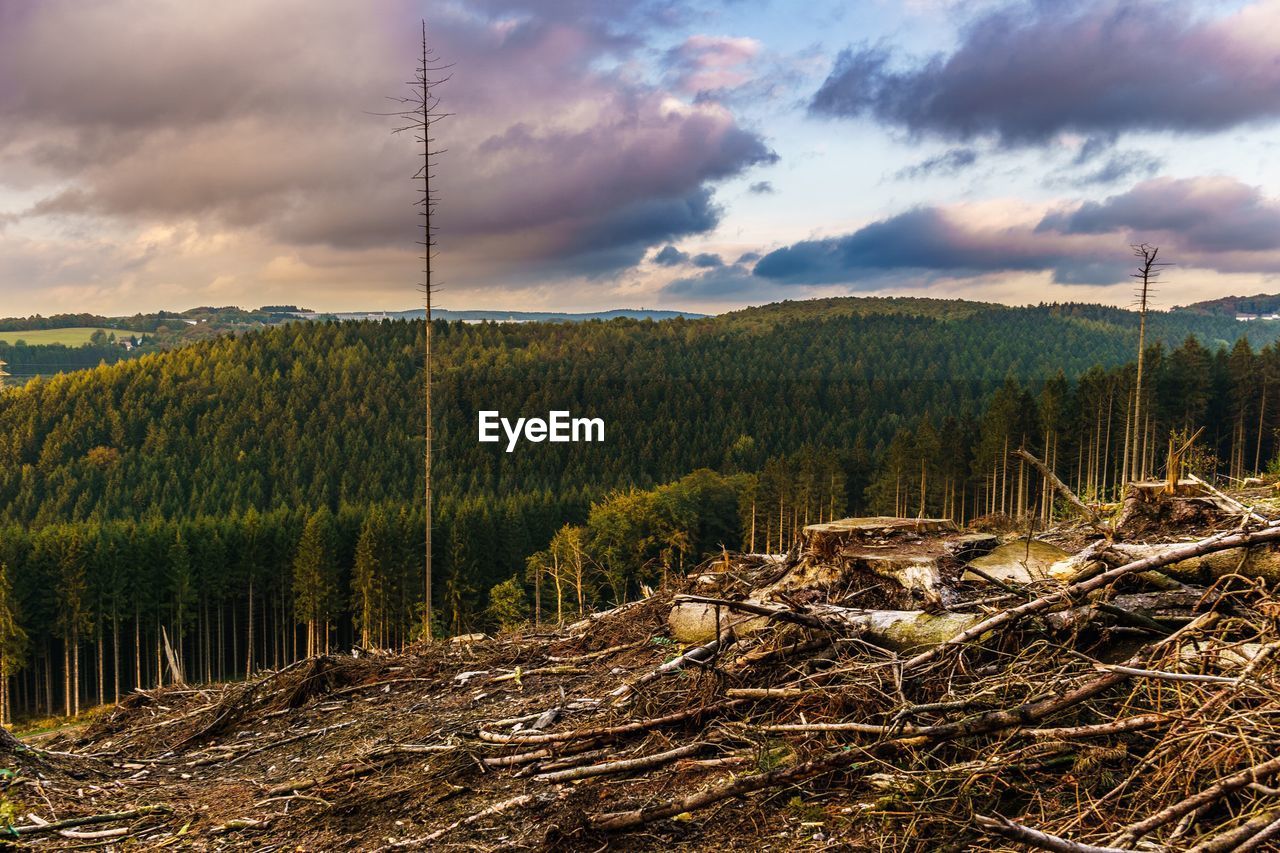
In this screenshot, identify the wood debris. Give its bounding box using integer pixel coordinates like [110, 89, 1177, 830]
[7, 468, 1280, 850]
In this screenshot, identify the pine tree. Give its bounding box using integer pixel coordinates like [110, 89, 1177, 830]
[293, 508, 338, 657]
[352, 509, 388, 649]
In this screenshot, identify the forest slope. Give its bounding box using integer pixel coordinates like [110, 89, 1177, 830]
[1, 300, 1274, 525]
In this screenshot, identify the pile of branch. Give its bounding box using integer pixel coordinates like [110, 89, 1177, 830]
[451, 506, 1280, 850]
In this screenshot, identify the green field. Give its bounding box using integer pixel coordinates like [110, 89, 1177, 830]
[0, 326, 129, 345]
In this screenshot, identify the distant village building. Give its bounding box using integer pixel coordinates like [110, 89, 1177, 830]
[1236, 312, 1280, 321]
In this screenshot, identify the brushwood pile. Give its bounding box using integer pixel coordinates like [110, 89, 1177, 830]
[6, 479, 1280, 850]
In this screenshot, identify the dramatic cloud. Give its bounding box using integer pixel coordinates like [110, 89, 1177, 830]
[893, 147, 978, 181]
[0, 0, 775, 308]
[753, 176, 1280, 289]
[663, 260, 772, 299]
[1038, 176, 1280, 253]
[754, 207, 1122, 285]
[810, 0, 1280, 145]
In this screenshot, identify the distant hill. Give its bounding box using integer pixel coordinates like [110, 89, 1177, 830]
[1177, 293, 1280, 318]
[718, 296, 997, 329]
[295, 308, 706, 323]
[719, 296, 1280, 349]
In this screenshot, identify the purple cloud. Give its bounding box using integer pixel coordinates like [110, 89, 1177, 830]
[754, 207, 1121, 285]
[1038, 176, 1280, 252]
[752, 174, 1280, 291]
[811, 1, 1280, 144]
[0, 0, 775, 285]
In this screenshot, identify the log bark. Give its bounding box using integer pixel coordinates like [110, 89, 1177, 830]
[1106, 541, 1280, 584]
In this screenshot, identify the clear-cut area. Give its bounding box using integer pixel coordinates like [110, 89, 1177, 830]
[11, 483, 1280, 851]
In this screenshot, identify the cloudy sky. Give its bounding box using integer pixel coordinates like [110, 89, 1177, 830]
[3, 0, 1280, 315]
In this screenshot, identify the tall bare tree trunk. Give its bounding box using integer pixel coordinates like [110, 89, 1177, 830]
[112, 608, 120, 702]
[72, 628, 80, 716]
[63, 632, 71, 717]
[96, 622, 104, 707]
[245, 578, 254, 678]
[1121, 385, 1133, 486]
[1130, 243, 1162, 480]
[1256, 378, 1268, 475]
[391, 23, 446, 640]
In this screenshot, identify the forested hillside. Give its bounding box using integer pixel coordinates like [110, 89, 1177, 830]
[1179, 293, 1280, 316]
[0, 299, 1277, 723]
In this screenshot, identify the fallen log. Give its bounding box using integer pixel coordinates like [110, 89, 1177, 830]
[725, 687, 830, 700]
[903, 524, 1280, 672]
[1233, 813, 1280, 852]
[1043, 590, 1204, 634]
[371, 794, 544, 850]
[806, 605, 985, 652]
[752, 721, 910, 735]
[672, 594, 831, 631]
[481, 738, 603, 768]
[1186, 474, 1271, 526]
[1106, 541, 1280, 584]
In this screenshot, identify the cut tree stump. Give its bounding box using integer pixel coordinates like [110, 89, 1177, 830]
[962, 541, 1070, 584]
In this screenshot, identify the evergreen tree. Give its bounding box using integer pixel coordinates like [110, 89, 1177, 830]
[293, 507, 338, 656]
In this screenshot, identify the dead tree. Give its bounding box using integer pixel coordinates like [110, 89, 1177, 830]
[386, 22, 450, 639]
[1129, 244, 1169, 482]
